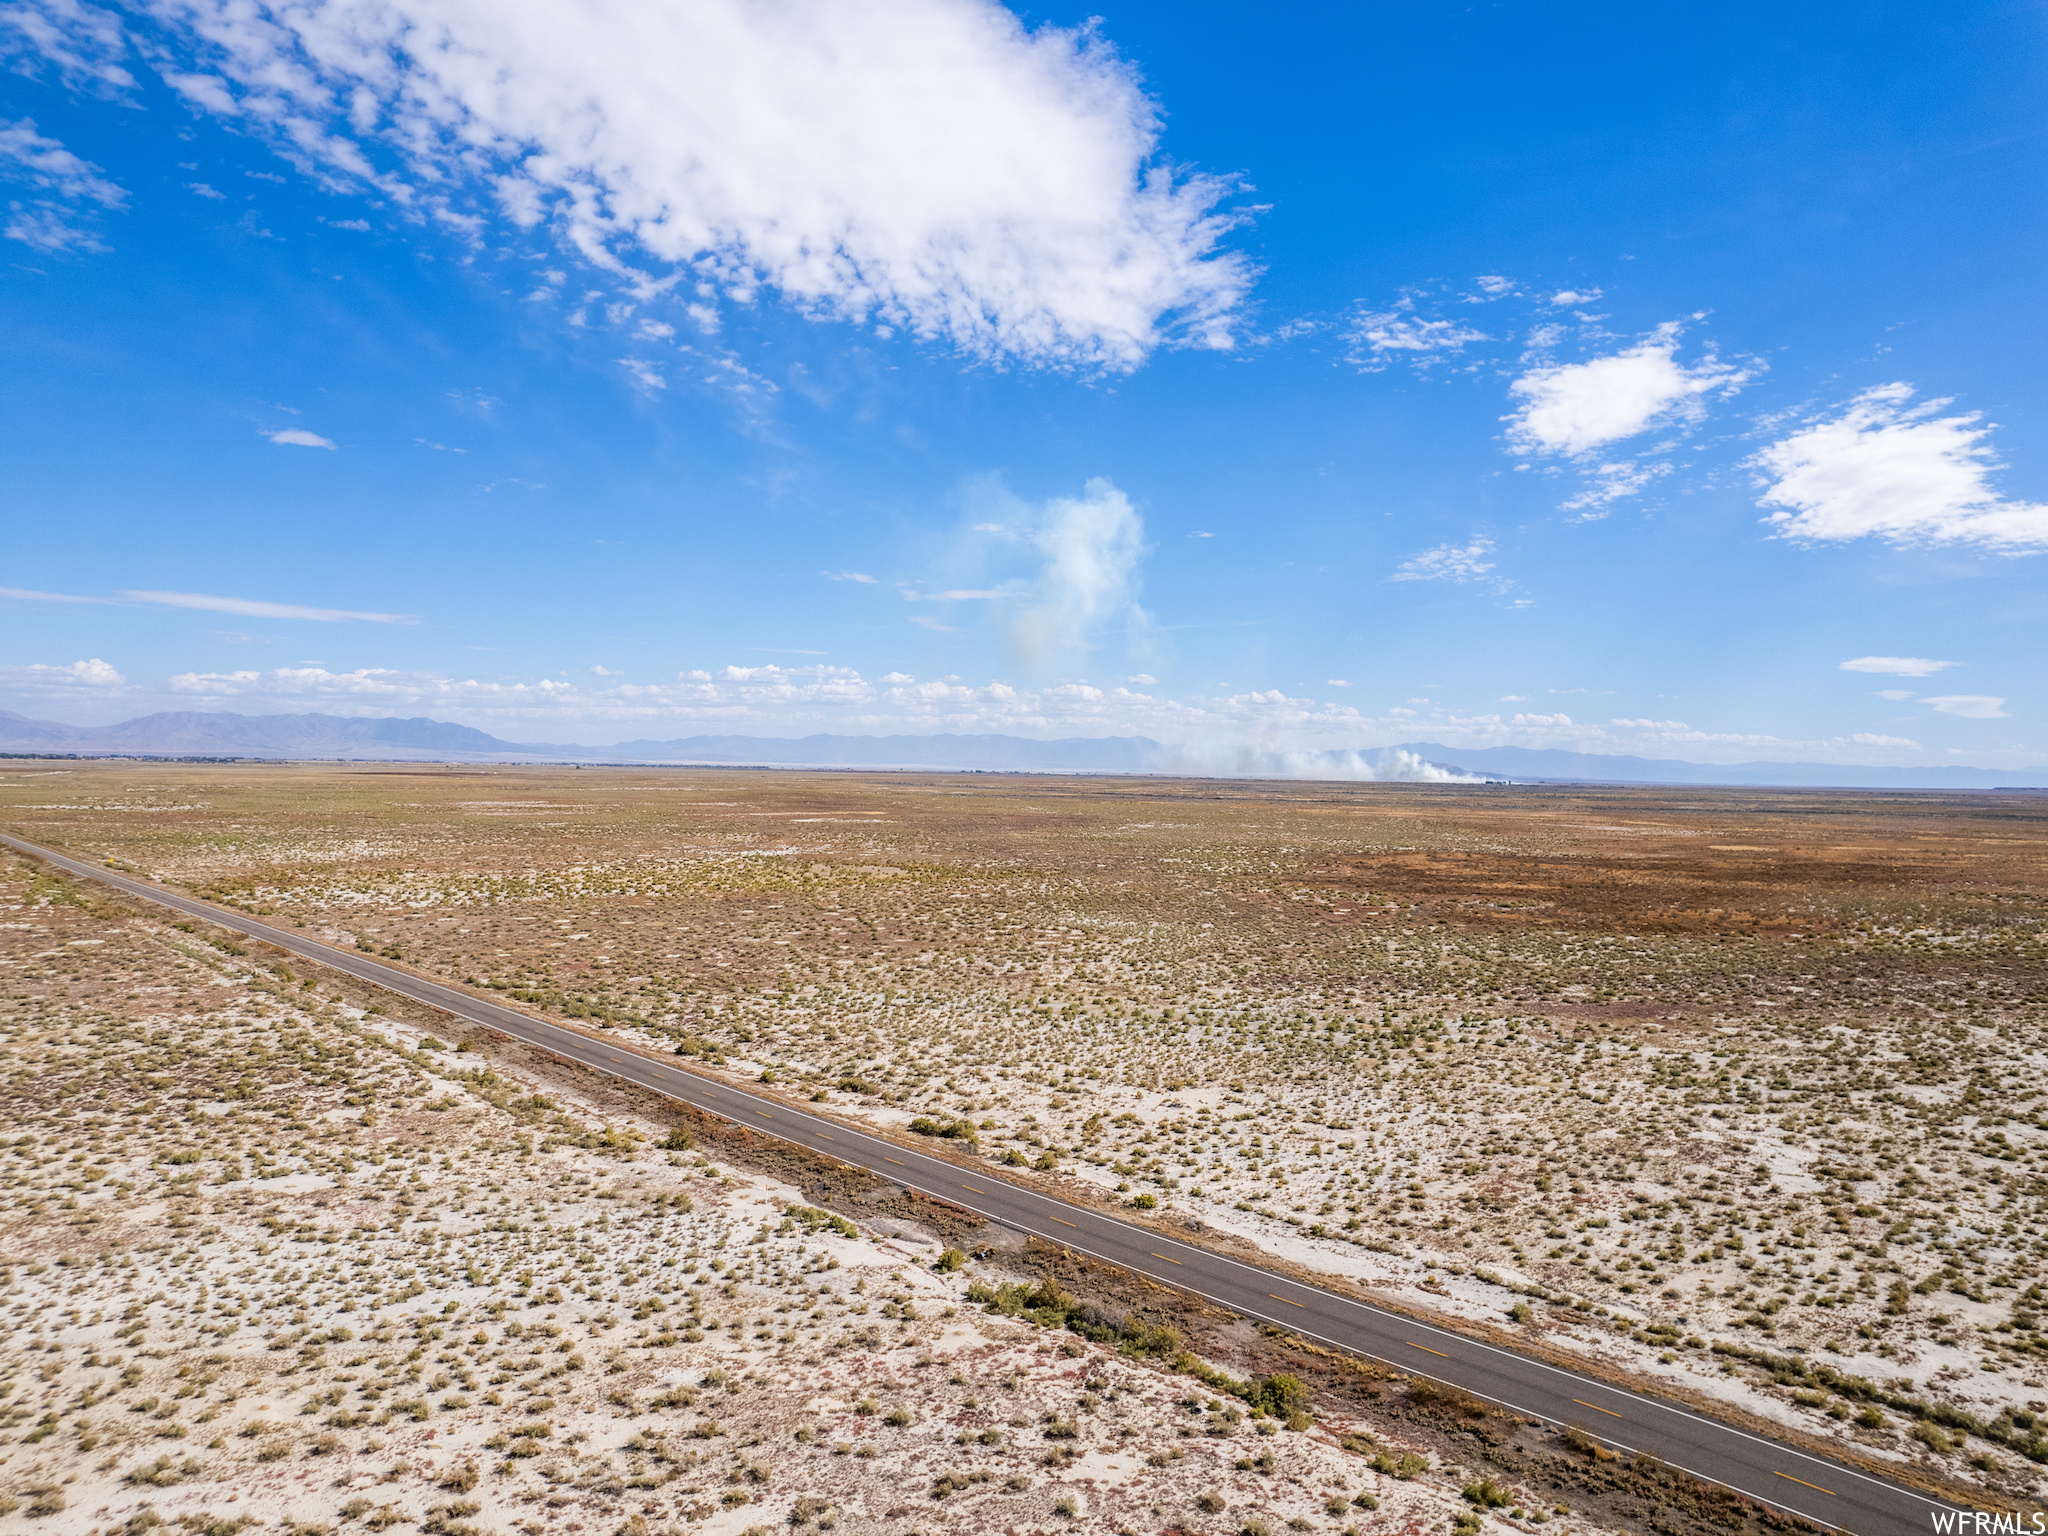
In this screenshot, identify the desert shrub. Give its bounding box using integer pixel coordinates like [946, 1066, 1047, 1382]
[907, 1116, 978, 1145]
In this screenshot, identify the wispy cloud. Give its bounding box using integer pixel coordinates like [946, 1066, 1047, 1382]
[1344, 301, 1488, 371]
[616, 358, 667, 394]
[1839, 656, 1957, 677]
[122, 591, 418, 624]
[1391, 537, 1496, 583]
[1755, 384, 2048, 551]
[823, 571, 877, 584]
[0, 116, 126, 253]
[0, 585, 117, 606]
[266, 427, 336, 449]
[1919, 695, 2007, 719]
[1558, 460, 1671, 517]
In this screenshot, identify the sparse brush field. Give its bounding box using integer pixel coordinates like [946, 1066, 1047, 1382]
[2, 762, 2045, 1526]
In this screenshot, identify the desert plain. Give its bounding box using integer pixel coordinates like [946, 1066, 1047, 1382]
[0, 761, 2044, 1536]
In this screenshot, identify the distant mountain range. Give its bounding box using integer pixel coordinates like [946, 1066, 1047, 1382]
[3, 708, 2044, 788]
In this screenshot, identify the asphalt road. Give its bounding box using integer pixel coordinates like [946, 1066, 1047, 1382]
[2, 830, 1957, 1536]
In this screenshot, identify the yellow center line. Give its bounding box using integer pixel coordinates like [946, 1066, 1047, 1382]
[1408, 1341, 1450, 1358]
[1051, 1217, 1077, 1228]
[884, 1158, 906, 1167]
[1570, 1398, 1622, 1419]
[1270, 1294, 1306, 1309]
[815, 1133, 835, 1142]
[962, 1184, 985, 1194]
[755, 1111, 771, 1119]
[1772, 1472, 1835, 1497]
[1149, 1253, 1182, 1265]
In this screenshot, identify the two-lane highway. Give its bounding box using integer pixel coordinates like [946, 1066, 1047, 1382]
[0, 830, 1957, 1536]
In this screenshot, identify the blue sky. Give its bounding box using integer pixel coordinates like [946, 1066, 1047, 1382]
[3, 0, 2045, 766]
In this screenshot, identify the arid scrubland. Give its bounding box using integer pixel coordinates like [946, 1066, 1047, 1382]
[3, 762, 2046, 1523]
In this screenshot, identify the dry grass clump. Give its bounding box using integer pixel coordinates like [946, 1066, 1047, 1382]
[4, 761, 2046, 1497]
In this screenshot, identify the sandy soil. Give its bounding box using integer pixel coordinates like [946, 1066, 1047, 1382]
[3, 761, 2045, 1512]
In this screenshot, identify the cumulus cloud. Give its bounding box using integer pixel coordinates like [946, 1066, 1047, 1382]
[1009, 477, 1149, 666]
[1920, 695, 2007, 719]
[0, 656, 126, 690]
[30, 0, 1248, 369]
[1391, 538, 1495, 583]
[123, 590, 416, 623]
[1753, 384, 2048, 551]
[266, 427, 336, 449]
[129, 663, 2012, 768]
[1506, 322, 1753, 457]
[0, 114, 125, 251]
[1839, 655, 1956, 677]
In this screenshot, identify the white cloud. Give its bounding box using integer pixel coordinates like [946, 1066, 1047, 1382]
[0, 114, 125, 252]
[266, 427, 337, 449]
[616, 358, 667, 393]
[1505, 322, 1754, 457]
[1010, 477, 1150, 666]
[46, 0, 1247, 369]
[122, 590, 416, 623]
[823, 571, 877, 584]
[1839, 655, 1956, 677]
[0, 117, 124, 205]
[1875, 689, 1913, 701]
[1558, 459, 1671, 515]
[1548, 288, 1602, 306]
[0, 656, 126, 690]
[1345, 307, 1488, 371]
[1127, 673, 1157, 685]
[131, 663, 2024, 768]
[1, 0, 135, 93]
[4, 203, 104, 252]
[0, 585, 115, 605]
[1391, 537, 1495, 583]
[1326, 678, 1350, 687]
[1472, 275, 1515, 297]
[1921, 695, 2008, 719]
[1753, 384, 2048, 551]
